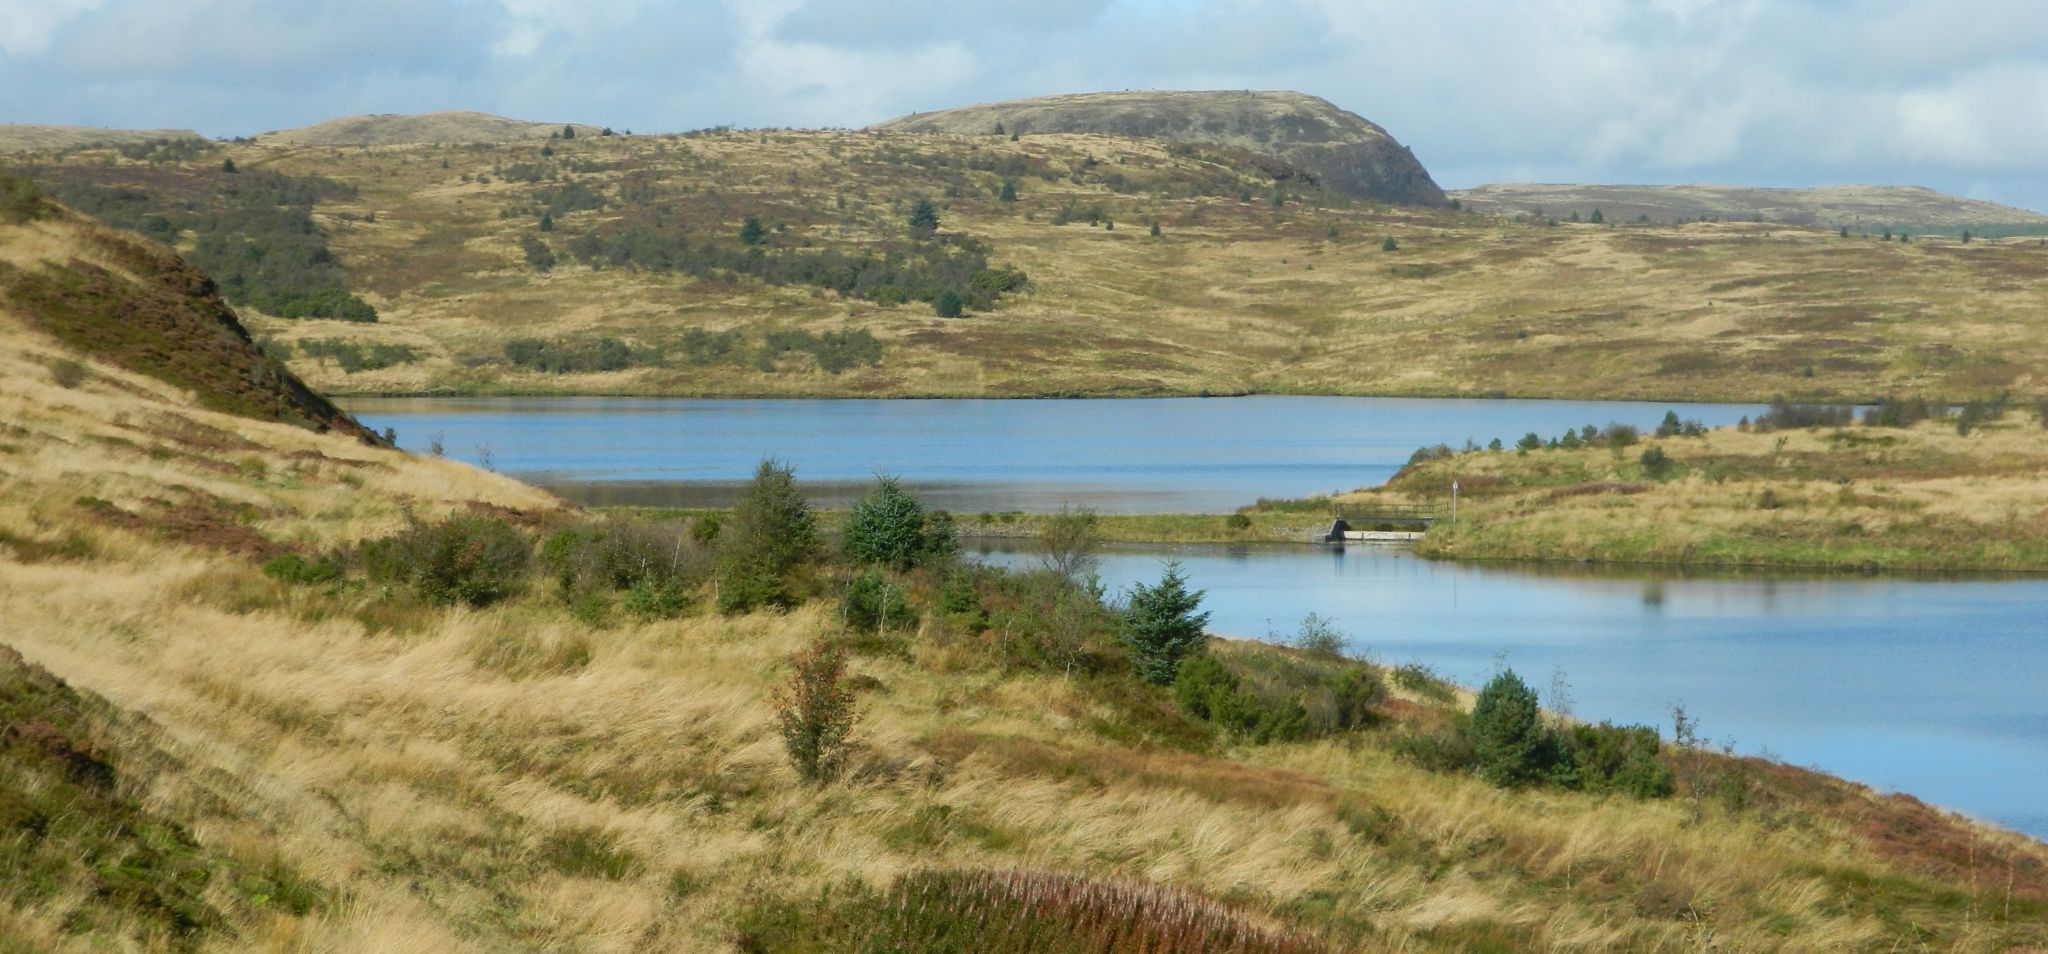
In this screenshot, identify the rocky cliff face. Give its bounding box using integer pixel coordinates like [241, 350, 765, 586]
[875, 91, 1446, 206]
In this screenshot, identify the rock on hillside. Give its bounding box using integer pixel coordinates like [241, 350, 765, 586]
[254, 110, 606, 146]
[0, 177, 376, 439]
[875, 90, 1447, 206]
[0, 123, 204, 153]
[1453, 183, 2048, 230]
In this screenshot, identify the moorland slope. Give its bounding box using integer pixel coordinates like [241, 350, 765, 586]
[1454, 183, 2048, 232]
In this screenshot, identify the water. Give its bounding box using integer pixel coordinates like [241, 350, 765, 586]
[346, 394, 2045, 839]
[347, 395, 1761, 513]
[976, 540, 2048, 840]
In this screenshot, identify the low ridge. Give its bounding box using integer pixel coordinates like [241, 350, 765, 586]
[0, 123, 203, 154]
[875, 90, 1447, 206]
[254, 110, 607, 146]
[1454, 183, 2048, 230]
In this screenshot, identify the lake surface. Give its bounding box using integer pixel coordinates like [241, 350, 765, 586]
[347, 395, 2045, 840]
[977, 541, 2048, 840]
[347, 395, 1762, 513]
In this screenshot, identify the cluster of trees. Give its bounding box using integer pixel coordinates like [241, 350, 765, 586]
[45, 169, 378, 322]
[1393, 669, 1674, 798]
[295, 338, 420, 374]
[1748, 394, 2020, 436]
[501, 328, 883, 376]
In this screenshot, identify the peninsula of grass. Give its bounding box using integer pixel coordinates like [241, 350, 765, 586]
[1279, 402, 2048, 573]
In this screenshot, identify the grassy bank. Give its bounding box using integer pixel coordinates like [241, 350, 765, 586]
[1287, 407, 2048, 573]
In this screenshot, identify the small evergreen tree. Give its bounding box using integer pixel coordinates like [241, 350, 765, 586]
[992, 121, 1005, 135]
[1149, 221, 1161, 237]
[907, 198, 940, 236]
[1589, 208, 1604, 224]
[1122, 561, 1211, 684]
[1381, 236, 1399, 251]
[739, 215, 766, 245]
[561, 125, 576, 140]
[842, 476, 953, 570]
[1470, 669, 1545, 786]
[998, 180, 1017, 203]
[715, 459, 818, 614]
[932, 288, 963, 318]
[220, 158, 237, 174]
[538, 212, 554, 232]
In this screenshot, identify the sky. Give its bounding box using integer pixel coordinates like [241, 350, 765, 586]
[3, 0, 2045, 212]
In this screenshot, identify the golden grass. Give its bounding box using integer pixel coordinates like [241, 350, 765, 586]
[5, 307, 2048, 951]
[28, 129, 2048, 402]
[1355, 413, 2048, 571]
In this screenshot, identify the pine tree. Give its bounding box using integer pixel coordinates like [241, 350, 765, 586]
[739, 215, 766, 246]
[1122, 561, 1211, 684]
[998, 180, 1017, 203]
[842, 476, 951, 570]
[714, 459, 817, 614]
[908, 198, 940, 236]
[1470, 669, 1546, 786]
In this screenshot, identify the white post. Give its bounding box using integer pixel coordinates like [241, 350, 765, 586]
[1451, 479, 1460, 525]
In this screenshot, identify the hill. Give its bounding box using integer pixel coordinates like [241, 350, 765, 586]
[1453, 183, 2048, 232]
[0, 174, 374, 438]
[253, 110, 607, 145]
[13, 128, 2048, 404]
[3, 192, 2047, 951]
[874, 90, 1447, 206]
[0, 123, 203, 153]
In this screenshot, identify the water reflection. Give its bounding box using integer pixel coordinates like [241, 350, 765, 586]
[973, 539, 2048, 840]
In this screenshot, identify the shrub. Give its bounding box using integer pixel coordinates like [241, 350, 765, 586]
[932, 288, 964, 317]
[1563, 722, 1675, 798]
[775, 640, 859, 782]
[1122, 561, 1211, 684]
[539, 518, 707, 597]
[1172, 654, 1309, 744]
[840, 567, 907, 633]
[1039, 504, 1101, 580]
[262, 552, 344, 586]
[842, 476, 954, 570]
[1469, 669, 1545, 787]
[1225, 512, 1252, 531]
[1380, 236, 1398, 251]
[1639, 445, 1674, 478]
[1753, 400, 1853, 431]
[1391, 721, 1477, 772]
[1291, 613, 1345, 656]
[49, 358, 87, 388]
[0, 173, 50, 223]
[360, 515, 530, 607]
[521, 233, 555, 272]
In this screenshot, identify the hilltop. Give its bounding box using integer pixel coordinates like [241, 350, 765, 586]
[0, 123, 203, 153]
[875, 90, 1447, 206]
[253, 110, 607, 145]
[1453, 183, 2048, 232]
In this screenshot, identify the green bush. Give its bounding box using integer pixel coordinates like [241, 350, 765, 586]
[775, 640, 859, 782]
[1562, 722, 1675, 798]
[538, 518, 708, 600]
[1172, 655, 1311, 744]
[261, 552, 344, 586]
[841, 567, 908, 633]
[361, 515, 530, 607]
[1224, 513, 1252, 531]
[1390, 721, 1477, 773]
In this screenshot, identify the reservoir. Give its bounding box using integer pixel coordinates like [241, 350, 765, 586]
[350, 395, 2045, 839]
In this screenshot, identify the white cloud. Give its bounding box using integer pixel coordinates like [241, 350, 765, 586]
[0, 0, 102, 56]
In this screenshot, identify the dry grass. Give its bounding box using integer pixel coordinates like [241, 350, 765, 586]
[23, 130, 2048, 402]
[4, 304, 2048, 952]
[1333, 413, 2048, 571]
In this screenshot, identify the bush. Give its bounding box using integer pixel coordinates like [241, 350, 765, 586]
[842, 477, 954, 570]
[0, 173, 49, 223]
[49, 358, 87, 389]
[539, 518, 707, 619]
[521, 233, 556, 272]
[1039, 505, 1101, 580]
[840, 567, 908, 633]
[262, 552, 344, 586]
[1469, 669, 1545, 787]
[1172, 655, 1310, 743]
[1122, 561, 1211, 684]
[1563, 722, 1675, 798]
[1753, 400, 1853, 431]
[775, 640, 859, 782]
[1290, 613, 1345, 656]
[1639, 445, 1674, 478]
[1391, 721, 1478, 772]
[1224, 513, 1252, 531]
[361, 515, 530, 607]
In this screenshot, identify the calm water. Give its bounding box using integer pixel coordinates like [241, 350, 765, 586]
[346, 395, 2045, 840]
[978, 541, 2048, 840]
[347, 396, 1761, 513]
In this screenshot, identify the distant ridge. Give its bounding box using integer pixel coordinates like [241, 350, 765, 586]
[1453, 183, 2048, 230]
[0, 123, 203, 153]
[874, 90, 1448, 206]
[254, 110, 606, 146]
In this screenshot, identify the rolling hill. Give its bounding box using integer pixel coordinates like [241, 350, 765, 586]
[0, 123, 203, 153]
[1452, 183, 2048, 231]
[874, 90, 1448, 206]
[252, 110, 608, 145]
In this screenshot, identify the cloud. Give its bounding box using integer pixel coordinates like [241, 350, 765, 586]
[0, 0, 2043, 210]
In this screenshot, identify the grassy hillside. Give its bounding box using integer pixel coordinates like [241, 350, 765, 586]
[1453, 183, 2048, 233]
[1286, 402, 2048, 572]
[254, 111, 608, 146]
[10, 129, 2048, 403]
[0, 124, 203, 154]
[4, 204, 2048, 952]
